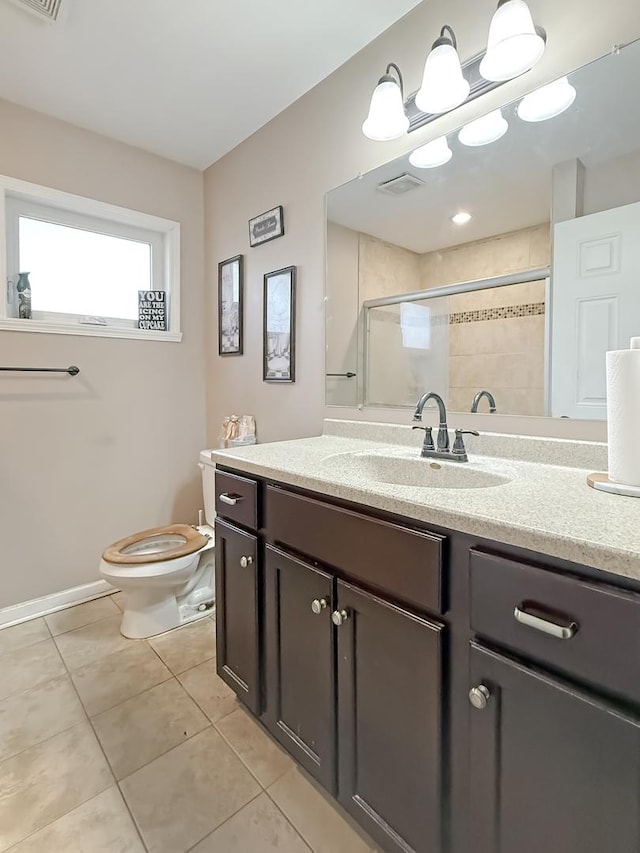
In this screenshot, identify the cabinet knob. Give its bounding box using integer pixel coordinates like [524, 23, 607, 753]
[311, 598, 328, 615]
[239, 555, 254, 568]
[331, 609, 350, 626]
[469, 685, 491, 710]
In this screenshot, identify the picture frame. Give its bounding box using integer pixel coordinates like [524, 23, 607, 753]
[218, 254, 243, 356]
[263, 266, 296, 382]
[249, 205, 284, 247]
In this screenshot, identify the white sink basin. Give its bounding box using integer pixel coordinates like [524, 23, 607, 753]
[320, 452, 514, 489]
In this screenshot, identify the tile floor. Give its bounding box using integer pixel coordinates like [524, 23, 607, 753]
[0, 594, 379, 853]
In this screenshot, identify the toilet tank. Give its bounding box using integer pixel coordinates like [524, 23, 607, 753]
[199, 450, 217, 526]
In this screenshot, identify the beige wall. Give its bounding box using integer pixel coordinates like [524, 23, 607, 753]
[204, 0, 640, 445]
[325, 222, 359, 406]
[0, 99, 205, 609]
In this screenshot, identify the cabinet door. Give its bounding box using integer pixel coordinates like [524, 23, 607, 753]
[214, 517, 260, 714]
[264, 545, 335, 791]
[469, 642, 640, 853]
[336, 580, 443, 853]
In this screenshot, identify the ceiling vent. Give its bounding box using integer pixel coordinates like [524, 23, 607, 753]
[376, 173, 425, 196]
[9, 0, 62, 21]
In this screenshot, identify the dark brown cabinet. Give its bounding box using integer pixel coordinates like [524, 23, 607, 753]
[264, 545, 336, 791]
[264, 548, 444, 853]
[215, 466, 640, 853]
[214, 517, 261, 714]
[336, 581, 443, 853]
[469, 642, 640, 853]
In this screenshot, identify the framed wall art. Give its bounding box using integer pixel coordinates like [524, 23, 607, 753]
[249, 205, 284, 247]
[263, 266, 296, 382]
[218, 254, 243, 355]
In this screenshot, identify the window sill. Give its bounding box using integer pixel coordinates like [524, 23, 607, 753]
[0, 318, 182, 342]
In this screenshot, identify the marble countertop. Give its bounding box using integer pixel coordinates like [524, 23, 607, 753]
[211, 422, 640, 583]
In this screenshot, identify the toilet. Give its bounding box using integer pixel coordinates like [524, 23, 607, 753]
[99, 450, 217, 639]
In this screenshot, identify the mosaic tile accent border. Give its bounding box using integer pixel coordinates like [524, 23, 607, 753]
[449, 302, 546, 325]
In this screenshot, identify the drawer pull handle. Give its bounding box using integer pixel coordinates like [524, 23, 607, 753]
[332, 609, 350, 626]
[514, 605, 578, 640]
[239, 555, 254, 568]
[219, 493, 243, 506]
[311, 598, 328, 615]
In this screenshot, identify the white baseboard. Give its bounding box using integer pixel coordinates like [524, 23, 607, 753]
[0, 580, 117, 629]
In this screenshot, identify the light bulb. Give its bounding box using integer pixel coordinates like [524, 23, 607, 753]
[416, 39, 470, 114]
[458, 109, 508, 146]
[409, 136, 453, 169]
[517, 77, 577, 122]
[452, 212, 472, 224]
[480, 0, 545, 82]
[362, 75, 409, 141]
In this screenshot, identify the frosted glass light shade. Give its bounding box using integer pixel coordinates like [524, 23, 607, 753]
[458, 109, 508, 146]
[416, 43, 470, 114]
[409, 136, 453, 169]
[517, 77, 577, 122]
[362, 79, 409, 141]
[480, 0, 545, 82]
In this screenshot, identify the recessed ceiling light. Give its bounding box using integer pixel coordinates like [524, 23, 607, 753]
[452, 212, 472, 224]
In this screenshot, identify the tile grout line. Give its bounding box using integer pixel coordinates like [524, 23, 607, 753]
[181, 790, 265, 853]
[261, 787, 316, 853]
[115, 721, 263, 853]
[46, 607, 123, 641]
[54, 621, 151, 853]
[213, 716, 294, 792]
[91, 675, 213, 780]
[0, 718, 89, 776]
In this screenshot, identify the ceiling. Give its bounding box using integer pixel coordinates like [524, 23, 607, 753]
[0, 0, 422, 169]
[328, 41, 640, 254]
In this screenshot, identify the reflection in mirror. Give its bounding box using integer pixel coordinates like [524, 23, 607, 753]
[325, 39, 640, 421]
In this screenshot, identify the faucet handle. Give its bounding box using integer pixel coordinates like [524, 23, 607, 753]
[452, 429, 480, 455]
[412, 425, 435, 450]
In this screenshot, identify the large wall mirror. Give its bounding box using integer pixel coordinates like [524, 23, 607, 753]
[325, 39, 640, 421]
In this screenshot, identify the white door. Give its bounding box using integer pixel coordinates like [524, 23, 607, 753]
[551, 201, 640, 419]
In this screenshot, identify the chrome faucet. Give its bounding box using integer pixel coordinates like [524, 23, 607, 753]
[413, 392, 449, 451]
[412, 391, 479, 462]
[471, 390, 497, 413]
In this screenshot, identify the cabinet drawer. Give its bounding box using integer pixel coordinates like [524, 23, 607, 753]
[266, 485, 444, 614]
[215, 470, 258, 530]
[470, 549, 640, 705]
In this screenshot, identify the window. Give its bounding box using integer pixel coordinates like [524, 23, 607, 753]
[0, 176, 181, 341]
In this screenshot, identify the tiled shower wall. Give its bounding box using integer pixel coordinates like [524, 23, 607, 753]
[358, 224, 551, 415]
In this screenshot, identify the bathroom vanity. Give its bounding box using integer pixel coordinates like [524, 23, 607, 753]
[211, 423, 640, 853]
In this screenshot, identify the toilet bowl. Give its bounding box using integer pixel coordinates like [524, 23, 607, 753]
[99, 451, 217, 639]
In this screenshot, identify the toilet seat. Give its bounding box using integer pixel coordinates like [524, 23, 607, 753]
[102, 524, 209, 565]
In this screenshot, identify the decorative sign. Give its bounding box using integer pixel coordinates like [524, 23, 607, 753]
[138, 290, 167, 331]
[249, 205, 284, 247]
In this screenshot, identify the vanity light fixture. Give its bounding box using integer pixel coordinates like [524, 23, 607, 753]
[452, 212, 472, 224]
[480, 0, 546, 82]
[409, 136, 453, 169]
[458, 109, 508, 146]
[415, 26, 470, 114]
[362, 63, 410, 141]
[517, 76, 577, 122]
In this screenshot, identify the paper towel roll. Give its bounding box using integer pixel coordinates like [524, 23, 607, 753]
[607, 340, 640, 486]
